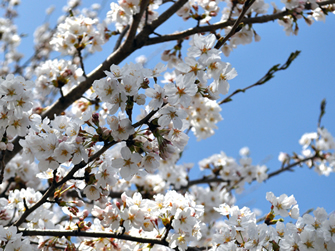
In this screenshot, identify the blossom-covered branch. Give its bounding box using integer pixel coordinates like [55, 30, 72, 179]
[146, 0, 335, 46]
[0, 1, 334, 251]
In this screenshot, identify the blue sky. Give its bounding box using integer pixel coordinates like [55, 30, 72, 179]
[14, 1, 335, 217]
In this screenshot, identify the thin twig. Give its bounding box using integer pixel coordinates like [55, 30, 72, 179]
[19, 228, 206, 250]
[218, 50, 301, 105]
[179, 154, 316, 191]
[113, 25, 130, 52]
[214, 0, 256, 49]
[0, 150, 5, 184]
[77, 49, 87, 78]
[318, 99, 326, 128]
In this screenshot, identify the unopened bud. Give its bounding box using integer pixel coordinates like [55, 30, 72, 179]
[161, 50, 170, 61]
[116, 201, 121, 210]
[92, 113, 100, 125]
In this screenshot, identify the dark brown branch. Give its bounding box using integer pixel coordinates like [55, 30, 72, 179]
[266, 155, 316, 180]
[180, 155, 316, 191]
[125, 0, 151, 48]
[0, 150, 5, 184]
[113, 25, 130, 52]
[214, 0, 256, 49]
[149, 0, 188, 31]
[145, 0, 335, 46]
[77, 49, 87, 78]
[132, 105, 163, 128]
[19, 229, 206, 250]
[19, 228, 169, 246]
[218, 50, 301, 105]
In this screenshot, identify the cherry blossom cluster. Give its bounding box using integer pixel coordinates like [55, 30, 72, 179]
[207, 193, 335, 250]
[50, 14, 109, 55]
[34, 59, 85, 99]
[1, 191, 335, 251]
[186, 94, 223, 140]
[19, 114, 89, 172]
[106, 0, 161, 32]
[163, 33, 237, 96]
[221, 24, 261, 57]
[1, 154, 40, 189]
[278, 127, 335, 176]
[0, 1, 334, 251]
[0, 74, 38, 146]
[88, 190, 205, 251]
[25, 2, 102, 80]
[171, 0, 335, 56]
[0, 226, 33, 250]
[176, 0, 221, 23]
[274, 1, 335, 36]
[198, 149, 268, 192]
[0, 3, 22, 75]
[90, 63, 155, 114]
[300, 127, 335, 175]
[158, 33, 238, 137]
[3, 187, 50, 226]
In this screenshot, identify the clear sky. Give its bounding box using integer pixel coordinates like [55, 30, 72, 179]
[13, 0, 335, 217]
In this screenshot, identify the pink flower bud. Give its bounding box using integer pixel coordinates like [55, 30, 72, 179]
[161, 50, 170, 61]
[116, 201, 121, 210]
[121, 193, 127, 203]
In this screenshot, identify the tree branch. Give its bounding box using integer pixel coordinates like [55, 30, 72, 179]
[77, 49, 87, 78]
[180, 154, 317, 191]
[124, 0, 151, 48]
[218, 50, 301, 105]
[266, 155, 316, 180]
[145, 0, 335, 46]
[13, 140, 116, 227]
[12, 100, 166, 226]
[19, 229, 206, 250]
[214, 0, 256, 49]
[150, 0, 189, 31]
[113, 25, 130, 52]
[2, 0, 190, 168]
[19, 228, 168, 246]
